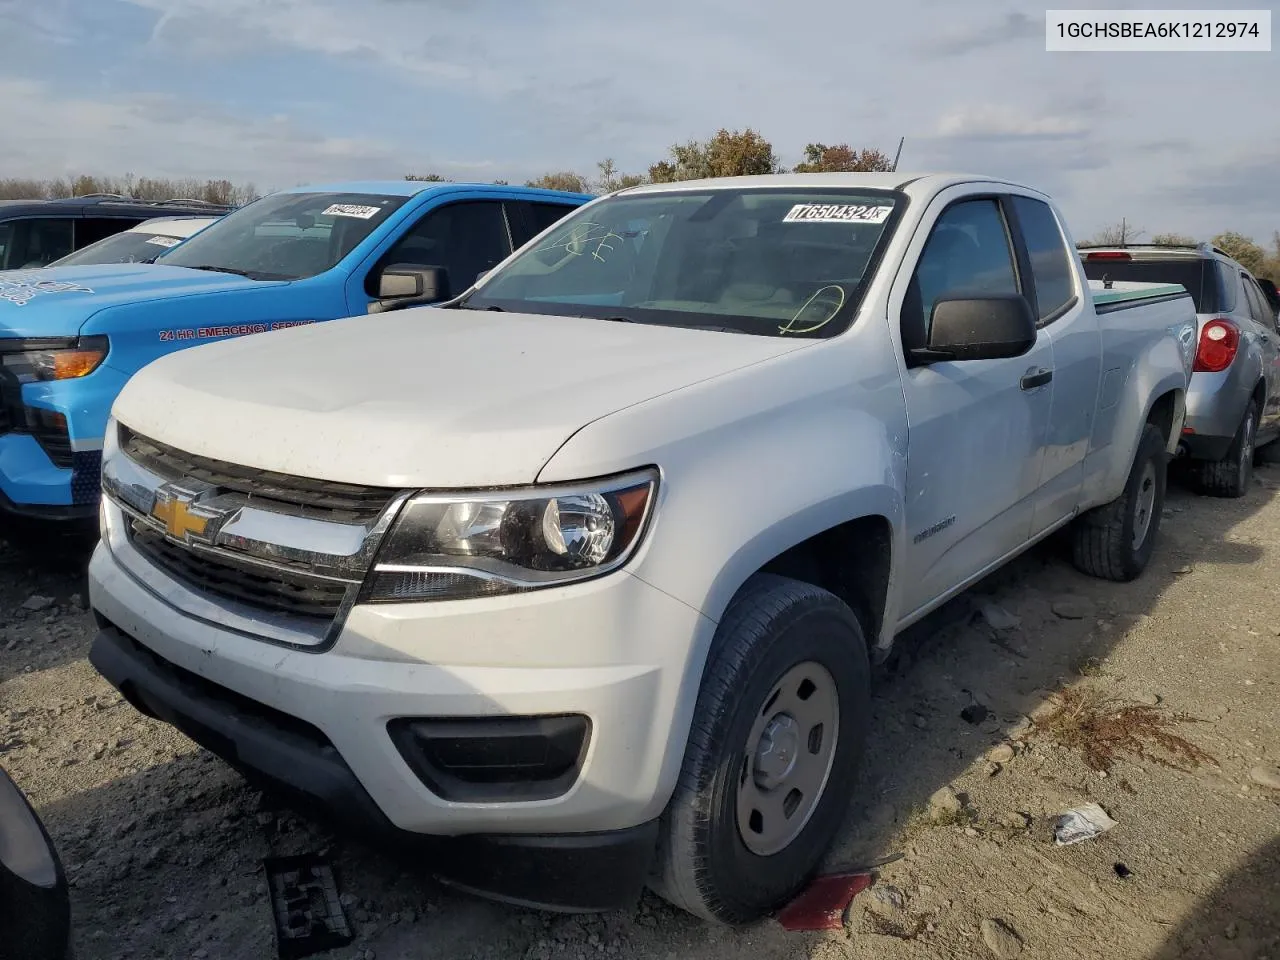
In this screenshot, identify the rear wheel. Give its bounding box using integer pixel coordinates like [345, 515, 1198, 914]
[650, 574, 870, 925]
[1196, 398, 1258, 498]
[1071, 423, 1167, 582]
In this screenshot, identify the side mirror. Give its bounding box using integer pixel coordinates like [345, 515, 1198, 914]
[910, 295, 1037, 365]
[377, 264, 449, 302]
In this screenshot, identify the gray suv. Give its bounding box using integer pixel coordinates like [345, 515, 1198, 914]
[1082, 243, 1280, 497]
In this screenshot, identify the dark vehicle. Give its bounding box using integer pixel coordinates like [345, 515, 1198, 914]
[0, 195, 233, 270]
[0, 766, 71, 960]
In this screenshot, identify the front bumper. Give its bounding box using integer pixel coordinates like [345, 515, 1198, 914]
[87, 526, 713, 906]
[0, 433, 101, 518]
[89, 624, 658, 912]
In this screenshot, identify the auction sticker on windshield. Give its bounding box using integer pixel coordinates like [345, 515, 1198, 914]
[146, 236, 182, 248]
[783, 204, 893, 224]
[322, 204, 382, 220]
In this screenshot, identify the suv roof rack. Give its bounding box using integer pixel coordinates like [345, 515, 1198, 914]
[1077, 240, 1230, 258]
[157, 198, 225, 207]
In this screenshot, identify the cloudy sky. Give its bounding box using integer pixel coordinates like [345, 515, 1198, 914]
[0, 0, 1275, 243]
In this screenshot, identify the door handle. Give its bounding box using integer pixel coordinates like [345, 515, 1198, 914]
[1020, 368, 1053, 390]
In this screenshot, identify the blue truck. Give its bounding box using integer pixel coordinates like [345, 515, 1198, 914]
[0, 181, 591, 519]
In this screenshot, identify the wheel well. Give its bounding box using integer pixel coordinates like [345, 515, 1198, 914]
[756, 516, 892, 643]
[1146, 389, 1180, 446]
[1252, 379, 1267, 414]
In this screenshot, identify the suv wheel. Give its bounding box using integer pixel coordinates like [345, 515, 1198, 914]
[1197, 398, 1258, 498]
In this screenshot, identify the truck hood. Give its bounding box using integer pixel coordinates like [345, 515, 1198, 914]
[113, 309, 811, 488]
[0, 264, 287, 338]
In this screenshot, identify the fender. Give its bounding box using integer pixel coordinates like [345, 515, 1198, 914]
[1080, 308, 1195, 510]
[536, 335, 909, 650]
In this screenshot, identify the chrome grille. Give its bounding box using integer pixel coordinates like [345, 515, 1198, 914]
[118, 425, 396, 523]
[127, 521, 349, 621]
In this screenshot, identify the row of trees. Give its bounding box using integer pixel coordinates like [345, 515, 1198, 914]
[0, 174, 259, 205]
[1084, 220, 1280, 282]
[496, 128, 896, 196]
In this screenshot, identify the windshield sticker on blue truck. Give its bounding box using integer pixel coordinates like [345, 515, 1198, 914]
[782, 204, 893, 224]
[322, 203, 382, 220]
[145, 236, 182, 248]
[158, 319, 316, 342]
[0, 274, 94, 306]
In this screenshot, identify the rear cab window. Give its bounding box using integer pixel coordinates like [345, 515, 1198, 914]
[1009, 196, 1076, 325]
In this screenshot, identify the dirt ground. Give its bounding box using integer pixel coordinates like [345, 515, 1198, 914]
[2, 464, 1278, 960]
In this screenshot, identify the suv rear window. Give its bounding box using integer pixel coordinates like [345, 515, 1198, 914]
[1080, 257, 1217, 313]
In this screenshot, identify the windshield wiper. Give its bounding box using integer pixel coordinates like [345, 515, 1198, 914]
[185, 265, 293, 281]
[186, 264, 253, 277]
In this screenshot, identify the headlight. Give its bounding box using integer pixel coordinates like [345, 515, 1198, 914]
[364, 468, 659, 602]
[0, 335, 108, 382]
[101, 415, 119, 463]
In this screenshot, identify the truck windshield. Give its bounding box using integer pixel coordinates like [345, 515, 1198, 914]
[463, 187, 902, 338]
[49, 230, 189, 266]
[160, 192, 408, 281]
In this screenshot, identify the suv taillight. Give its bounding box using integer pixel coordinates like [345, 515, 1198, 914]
[1193, 318, 1240, 373]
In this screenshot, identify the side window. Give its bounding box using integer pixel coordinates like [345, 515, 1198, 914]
[506, 201, 579, 248]
[1242, 275, 1276, 329]
[903, 198, 1020, 349]
[528, 202, 576, 236]
[1216, 261, 1239, 313]
[0, 222, 14, 270]
[76, 217, 144, 249]
[1009, 195, 1075, 324]
[7, 219, 75, 267]
[375, 201, 512, 299]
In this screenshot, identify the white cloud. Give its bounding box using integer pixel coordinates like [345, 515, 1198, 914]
[2, 0, 1277, 245]
[0, 77, 465, 188]
[934, 104, 1087, 140]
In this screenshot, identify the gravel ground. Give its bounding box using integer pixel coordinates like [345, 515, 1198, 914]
[2, 464, 1278, 960]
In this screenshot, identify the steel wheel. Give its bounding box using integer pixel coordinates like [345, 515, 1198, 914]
[735, 661, 839, 856]
[1131, 460, 1157, 550]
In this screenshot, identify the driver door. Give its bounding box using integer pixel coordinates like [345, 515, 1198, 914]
[894, 193, 1055, 619]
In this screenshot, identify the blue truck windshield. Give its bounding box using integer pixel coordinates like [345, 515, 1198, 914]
[160, 192, 408, 281]
[463, 188, 902, 338]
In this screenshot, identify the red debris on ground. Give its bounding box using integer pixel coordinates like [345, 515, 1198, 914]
[774, 872, 874, 931]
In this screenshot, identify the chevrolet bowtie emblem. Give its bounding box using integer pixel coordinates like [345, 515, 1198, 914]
[149, 481, 218, 540]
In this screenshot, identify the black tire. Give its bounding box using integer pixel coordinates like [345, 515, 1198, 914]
[649, 574, 871, 925]
[1196, 398, 1258, 498]
[1071, 422, 1167, 582]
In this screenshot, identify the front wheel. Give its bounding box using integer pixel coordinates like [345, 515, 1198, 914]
[1071, 422, 1167, 582]
[649, 574, 870, 925]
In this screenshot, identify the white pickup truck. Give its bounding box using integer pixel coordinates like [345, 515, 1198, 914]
[87, 173, 1197, 924]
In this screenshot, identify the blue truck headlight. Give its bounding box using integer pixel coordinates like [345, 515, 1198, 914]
[363, 468, 659, 602]
[0, 335, 109, 383]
